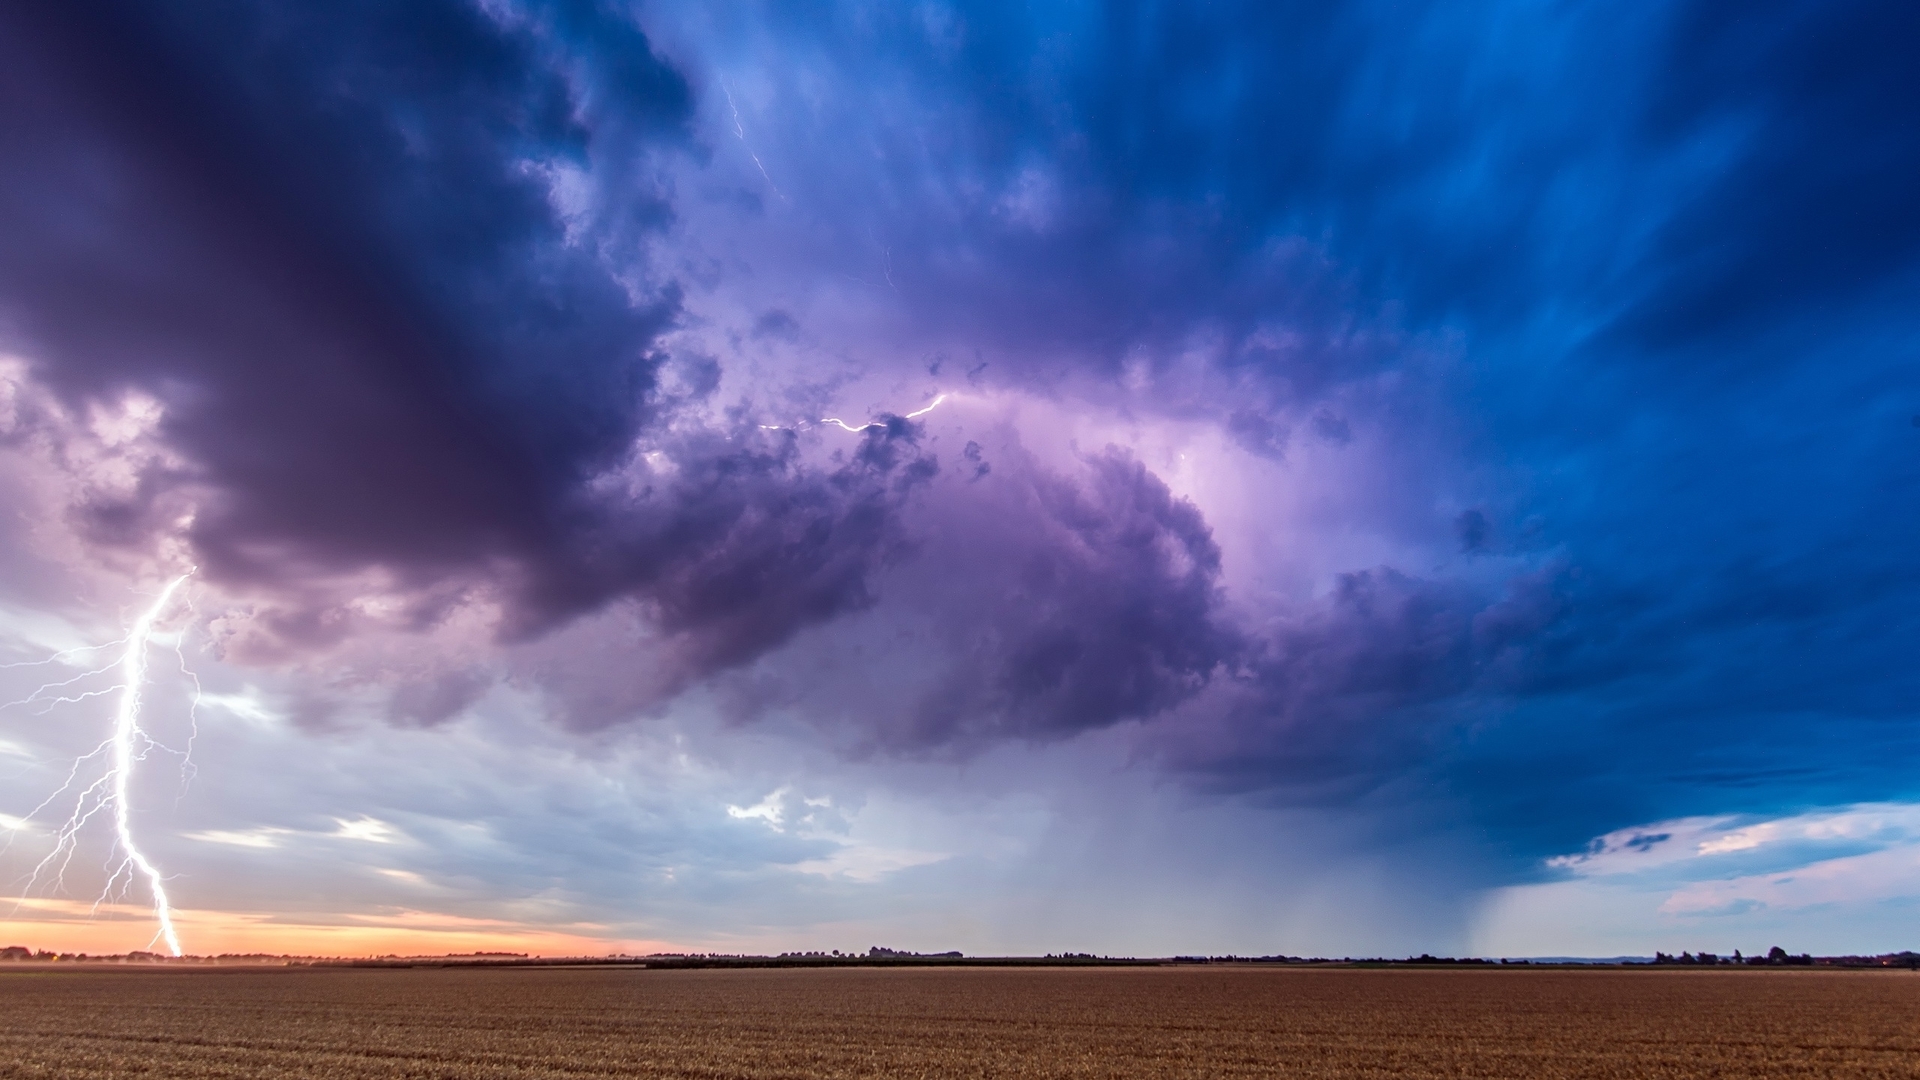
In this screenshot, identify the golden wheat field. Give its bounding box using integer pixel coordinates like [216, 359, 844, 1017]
[0, 965, 1916, 1079]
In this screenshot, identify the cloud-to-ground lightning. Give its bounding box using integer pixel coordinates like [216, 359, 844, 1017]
[5, 573, 196, 955]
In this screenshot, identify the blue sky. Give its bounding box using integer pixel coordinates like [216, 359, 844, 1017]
[0, 0, 1915, 957]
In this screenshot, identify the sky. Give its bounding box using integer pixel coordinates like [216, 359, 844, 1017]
[0, 0, 1915, 959]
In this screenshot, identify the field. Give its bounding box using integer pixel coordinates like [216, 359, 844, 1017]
[1, 965, 1916, 1078]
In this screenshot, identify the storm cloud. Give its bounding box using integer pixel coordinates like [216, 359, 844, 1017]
[1, 0, 1917, 957]
[0, 1, 964, 704]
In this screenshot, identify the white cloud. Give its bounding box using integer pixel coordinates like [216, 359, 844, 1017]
[726, 787, 790, 831]
[1546, 802, 1920, 878]
[0, 605, 97, 660]
[794, 844, 947, 883]
[183, 819, 407, 849]
[375, 867, 433, 888]
[1474, 802, 1920, 957]
[1661, 845, 1920, 915]
[1695, 823, 1783, 855]
[185, 818, 410, 849]
[196, 689, 284, 728]
[184, 827, 289, 848]
[332, 817, 402, 844]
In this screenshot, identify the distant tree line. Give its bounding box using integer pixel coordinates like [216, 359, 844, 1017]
[1652, 947, 1812, 965]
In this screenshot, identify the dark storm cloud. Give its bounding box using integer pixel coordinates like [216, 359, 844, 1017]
[576, 422, 940, 694]
[621, 443, 1241, 748]
[678, 0, 1920, 855]
[680, 1, 1634, 399]
[695, 0, 1920, 415]
[5, 0, 1919, 879]
[1145, 563, 1588, 797]
[500, 419, 943, 729]
[884, 448, 1234, 749]
[0, 0, 676, 590]
[0, 0, 955, 698]
[1622, 0, 1920, 348]
[0, 0, 1258, 743]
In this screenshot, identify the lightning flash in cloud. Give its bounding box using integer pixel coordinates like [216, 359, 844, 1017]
[820, 393, 948, 433]
[758, 392, 952, 434]
[721, 80, 785, 203]
[7, 573, 196, 956]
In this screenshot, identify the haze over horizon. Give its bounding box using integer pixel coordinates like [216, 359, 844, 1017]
[1, 0, 1916, 961]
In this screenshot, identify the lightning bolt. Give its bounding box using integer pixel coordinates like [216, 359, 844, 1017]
[6, 572, 195, 956]
[818, 393, 949, 433]
[759, 392, 951, 434]
[721, 79, 786, 203]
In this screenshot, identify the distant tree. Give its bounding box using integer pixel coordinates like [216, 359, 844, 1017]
[1767, 946, 1789, 964]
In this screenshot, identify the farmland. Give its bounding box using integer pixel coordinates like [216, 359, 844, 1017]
[0, 966, 1915, 1078]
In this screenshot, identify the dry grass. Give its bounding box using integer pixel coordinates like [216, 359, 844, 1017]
[1, 965, 1916, 1078]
